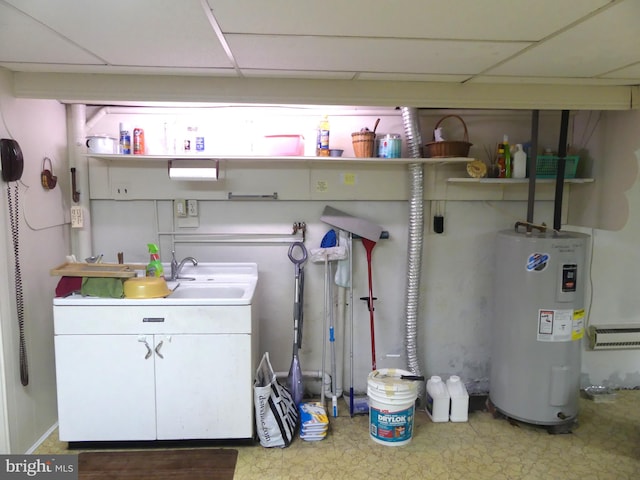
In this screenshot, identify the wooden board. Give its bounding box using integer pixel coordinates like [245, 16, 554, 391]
[50, 262, 146, 278]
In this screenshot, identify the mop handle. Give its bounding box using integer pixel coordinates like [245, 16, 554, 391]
[366, 250, 376, 371]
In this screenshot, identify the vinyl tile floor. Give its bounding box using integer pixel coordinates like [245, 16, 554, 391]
[35, 390, 640, 480]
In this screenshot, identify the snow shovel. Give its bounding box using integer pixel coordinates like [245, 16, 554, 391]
[287, 241, 307, 406]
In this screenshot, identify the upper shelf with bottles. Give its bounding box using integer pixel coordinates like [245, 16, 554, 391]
[83, 153, 473, 165]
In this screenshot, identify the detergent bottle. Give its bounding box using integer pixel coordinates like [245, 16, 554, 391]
[146, 243, 164, 277]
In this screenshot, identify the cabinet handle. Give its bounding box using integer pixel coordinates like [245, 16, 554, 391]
[155, 340, 164, 359]
[143, 317, 165, 322]
[143, 341, 152, 360]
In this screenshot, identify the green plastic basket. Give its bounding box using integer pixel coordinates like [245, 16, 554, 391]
[535, 155, 579, 178]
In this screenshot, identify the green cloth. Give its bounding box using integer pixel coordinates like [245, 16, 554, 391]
[81, 277, 125, 298]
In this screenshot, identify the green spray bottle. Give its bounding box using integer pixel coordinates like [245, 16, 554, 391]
[146, 243, 164, 277]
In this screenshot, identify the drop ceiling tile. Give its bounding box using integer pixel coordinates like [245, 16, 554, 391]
[0, 62, 239, 76]
[358, 72, 471, 83]
[4, 0, 232, 68]
[602, 62, 640, 79]
[0, 4, 102, 64]
[208, 0, 610, 40]
[486, 1, 640, 78]
[226, 35, 529, 74]
[240, 69, 356, 80]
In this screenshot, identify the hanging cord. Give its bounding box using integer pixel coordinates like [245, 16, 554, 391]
[7, 182, 27, 386]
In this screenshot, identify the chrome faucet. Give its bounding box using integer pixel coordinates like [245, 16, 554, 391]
[170, 250, 198, 281]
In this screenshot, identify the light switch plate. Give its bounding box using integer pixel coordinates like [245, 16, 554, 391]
[174, 199, 187, 217]
[70, 206, 83, 228]
[187, 199, 198, 217]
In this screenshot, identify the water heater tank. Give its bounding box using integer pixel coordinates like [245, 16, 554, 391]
[490, 229, 589, 426]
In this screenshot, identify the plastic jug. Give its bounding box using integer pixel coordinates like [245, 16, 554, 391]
[446, 375, 469, 422]
[426, 375, 450, 422]
[512, 144, 527, 179]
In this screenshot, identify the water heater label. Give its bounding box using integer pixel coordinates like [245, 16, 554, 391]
[527, 252, 549, 272]
[572, 309, 585, 340]
[537, 309, 575, 342]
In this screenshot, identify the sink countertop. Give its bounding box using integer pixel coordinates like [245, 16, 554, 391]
[53, 262, 258, 306]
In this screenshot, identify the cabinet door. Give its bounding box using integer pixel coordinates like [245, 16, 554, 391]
[154, 334, 253, 439]
[54, 334, 157, 441]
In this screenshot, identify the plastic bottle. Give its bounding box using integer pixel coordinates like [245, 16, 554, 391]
[119, 123, 131, 154]
[146, 243, 164, 278]
[512, 143, 527, 179]
[503, 135, 511, 178]
[446, 375, 469, 422]
[316, 115, 330, 156]
[133, 127, 145, 155]
[426, 375, 450, 422]
[496, 142, 506, 178]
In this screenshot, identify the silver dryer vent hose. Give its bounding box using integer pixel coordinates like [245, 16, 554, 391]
[401, 107, 425, 404]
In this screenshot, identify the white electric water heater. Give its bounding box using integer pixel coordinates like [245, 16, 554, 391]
[490, 229, 589, 427]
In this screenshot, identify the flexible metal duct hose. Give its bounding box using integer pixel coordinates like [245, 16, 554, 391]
[400, 107, 425, 404]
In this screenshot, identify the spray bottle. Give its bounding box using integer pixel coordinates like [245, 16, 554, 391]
[146, 243, 164, 277]
[503, 135, 511, 178]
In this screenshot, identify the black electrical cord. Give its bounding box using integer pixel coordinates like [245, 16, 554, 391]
[7, 182, 27, 386]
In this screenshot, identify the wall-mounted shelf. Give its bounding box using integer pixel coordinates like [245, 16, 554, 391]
[447, 177, 594, 184]
[84, 153, 473, 165]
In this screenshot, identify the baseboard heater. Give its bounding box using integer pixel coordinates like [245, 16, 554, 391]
[588, 324, 640, 350]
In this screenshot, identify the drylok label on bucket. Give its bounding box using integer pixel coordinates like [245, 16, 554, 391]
[370, 405, 414, 443]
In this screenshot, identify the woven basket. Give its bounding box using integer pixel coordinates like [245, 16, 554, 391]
[425, 114, 472, 158]
[351, 131, 376, 158]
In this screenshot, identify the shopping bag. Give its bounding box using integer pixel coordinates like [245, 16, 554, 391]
[254, 352, 299, 448]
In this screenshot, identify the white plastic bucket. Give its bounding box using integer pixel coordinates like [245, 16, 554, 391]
[367, 368, 418, 446]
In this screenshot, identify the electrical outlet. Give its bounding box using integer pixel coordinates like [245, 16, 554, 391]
[187, 199, 198, 217]
[70, 206, 83, 228]
[174, 199, 187, 217]
[112, 182, 131, 200]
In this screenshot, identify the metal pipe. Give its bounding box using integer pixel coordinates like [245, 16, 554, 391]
[553, 110, 570, 232]
[275, 370, 333, 396]
[526, 110, 539, 232]
[400, 107, 425, 405]
[68, 104, 92, 260]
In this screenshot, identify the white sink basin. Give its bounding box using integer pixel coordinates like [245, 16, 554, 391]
[169, 283, 249, 300]
[162, 262, 257, 283]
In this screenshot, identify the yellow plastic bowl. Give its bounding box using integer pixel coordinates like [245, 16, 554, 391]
[123, 277, 171, 299]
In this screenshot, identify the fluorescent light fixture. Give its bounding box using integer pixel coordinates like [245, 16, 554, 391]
[168, 159, 218, 181]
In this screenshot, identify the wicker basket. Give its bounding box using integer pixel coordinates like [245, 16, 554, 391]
[351, 131, 376, 158]
[425, 114, 472, 158]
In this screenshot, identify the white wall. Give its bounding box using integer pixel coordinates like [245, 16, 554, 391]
[0, 67, 69, 453]
[580, 109, 640, 387]
[85, 106, 640, 396]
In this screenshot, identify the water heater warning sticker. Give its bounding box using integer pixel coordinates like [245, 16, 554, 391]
[537, 309, 574, 342]
[527, 252, 550, 272]
[572, 309, 585, 340]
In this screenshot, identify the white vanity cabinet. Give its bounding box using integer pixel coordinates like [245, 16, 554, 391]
[53, 302, 258, 442]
